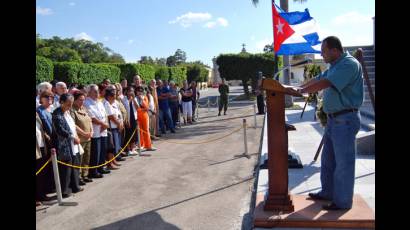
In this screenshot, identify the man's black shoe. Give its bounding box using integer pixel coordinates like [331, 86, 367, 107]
[117, 158, 126, 161]
[322, 202, 349, 211]
[89, 173, 103, 178]
[83, 177, 93, 183]
[308, 192, 328, 200]
[62, 193, 71, 198]
[171, 129, 176, 133]
[79, 180, 86, 186]
[98, 168, 111, 174]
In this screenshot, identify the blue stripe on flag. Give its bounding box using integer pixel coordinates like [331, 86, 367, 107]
[303, 33, 321, 46]
[279, 9, 312, 25]
[277, 43, 321, 55]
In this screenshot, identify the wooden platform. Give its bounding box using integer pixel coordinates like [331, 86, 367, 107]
[253, 193, 375, 229]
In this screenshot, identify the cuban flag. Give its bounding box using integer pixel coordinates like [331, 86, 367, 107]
[272, 2, 321, 55]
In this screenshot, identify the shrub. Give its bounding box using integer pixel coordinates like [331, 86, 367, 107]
[36, 56, 54, 84]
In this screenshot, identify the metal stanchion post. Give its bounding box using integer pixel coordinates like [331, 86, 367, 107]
[207, 98, 210, 112]
[216, 96, 219, 111]
[51, 149, 77, 206]
[253, 103, 257, 128]
[136, 123, 141, 155]
[243, 119, 249, 157]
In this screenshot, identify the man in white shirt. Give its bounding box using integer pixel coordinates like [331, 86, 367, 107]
[84, 84, 110, 177]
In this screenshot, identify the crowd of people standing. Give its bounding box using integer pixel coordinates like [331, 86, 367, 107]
[36, 76, 201, 206]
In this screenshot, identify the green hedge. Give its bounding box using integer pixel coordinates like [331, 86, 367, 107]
[54, 62, 120, 85]
[169, 66, 187, 86]
[36, 56, 54, 84]
[154, 66, 170, 81]
[116, 64, 155, 84]
[186, 64, 209, 83]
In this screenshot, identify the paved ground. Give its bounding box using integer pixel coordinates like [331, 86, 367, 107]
[36, 87, 264, 230]
[255, 102, 375, 230]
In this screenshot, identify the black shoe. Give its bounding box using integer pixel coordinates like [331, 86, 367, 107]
[98, 169, 111, 174]
[39, 195, 54, 201]
[62, 193, 71, 198]
[322, 202, 349, 211]
[83, 177, 93, 183]
[308, 192, 328, 200]
[89, 173, 103, 178]
[224, 113, 227, 115]
[79, 180, 86, 186]
[161, 131, 166, 134]
[73, 187, 84, 193]
[218, 113, 221, 116]
[171, 129, 176, 133]
[117, 158, 126, 161]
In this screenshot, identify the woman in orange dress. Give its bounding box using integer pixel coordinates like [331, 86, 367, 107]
[135, 86, 156, 152]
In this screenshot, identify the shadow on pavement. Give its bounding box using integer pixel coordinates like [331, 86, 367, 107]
[92, 177, 254, 230]
[92, 211, 180, 230]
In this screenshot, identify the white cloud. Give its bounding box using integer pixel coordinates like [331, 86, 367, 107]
[36, 6, 53, 16]
[103, 36, 109, 41]
[169, 12, 212, 28]
[74, 32, 94, 41]
[217, 18, 228, 27]
[128, 39, 134, 44]
[331, 11, 372, 26]
[317, 11, 374, 47]
[69, 2, 76, 6]
[203, 17, 229, 28]
[255, 38, 272, 52]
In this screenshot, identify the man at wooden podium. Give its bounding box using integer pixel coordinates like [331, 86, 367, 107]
[297, 36, 363, 210]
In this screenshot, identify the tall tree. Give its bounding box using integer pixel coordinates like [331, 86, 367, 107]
[174, 49, 187, 65]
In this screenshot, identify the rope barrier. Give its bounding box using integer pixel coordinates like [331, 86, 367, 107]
[37, 103, 256, 172]
[36, 158, 51, 176]
[56, 127, 138, 169]
[138, 125, 244, 144]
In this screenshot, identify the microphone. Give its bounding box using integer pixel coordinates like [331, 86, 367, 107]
[291, 58, 313, 67]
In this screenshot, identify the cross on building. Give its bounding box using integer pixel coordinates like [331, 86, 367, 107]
[241, 43, 247, 53]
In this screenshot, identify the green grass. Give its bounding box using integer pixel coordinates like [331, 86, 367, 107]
[285, 104, 303, 110]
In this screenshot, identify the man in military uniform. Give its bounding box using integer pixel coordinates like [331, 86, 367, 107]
[298, 36, 363, 210]
[218, 78, 229, 116]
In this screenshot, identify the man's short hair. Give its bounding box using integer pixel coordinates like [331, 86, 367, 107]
[56, 82, 67, 88]
[322, 36, 343, 53]
[86, 84, 99, 93]
[59, 93, 74, 104]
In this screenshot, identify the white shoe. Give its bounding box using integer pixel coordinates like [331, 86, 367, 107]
[128, 150, 138, 156]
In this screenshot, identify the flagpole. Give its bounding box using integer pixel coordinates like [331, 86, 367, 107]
[279, 0, 293, 107]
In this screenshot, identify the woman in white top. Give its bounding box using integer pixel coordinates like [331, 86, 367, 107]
[104, 88, 125, 170]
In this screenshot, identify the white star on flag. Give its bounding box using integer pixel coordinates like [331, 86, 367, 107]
[276, 19, 284, 34]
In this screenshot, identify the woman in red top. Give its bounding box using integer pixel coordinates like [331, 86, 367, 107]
[135, 86, 156, 152]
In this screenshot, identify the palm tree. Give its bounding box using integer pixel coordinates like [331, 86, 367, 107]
[252, 0, 306, 6]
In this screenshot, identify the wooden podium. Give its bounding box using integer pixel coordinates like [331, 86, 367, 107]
[261, 78, 303, 212]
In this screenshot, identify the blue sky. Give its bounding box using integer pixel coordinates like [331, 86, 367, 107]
[36, 0, 375, 66]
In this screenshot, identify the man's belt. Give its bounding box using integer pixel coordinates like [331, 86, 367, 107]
[327, 108, 358, 118]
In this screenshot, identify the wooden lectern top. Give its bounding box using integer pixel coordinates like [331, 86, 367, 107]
[261, 79, 303, 97]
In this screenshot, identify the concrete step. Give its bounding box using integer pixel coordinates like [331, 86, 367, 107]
[363, 56, 375, 62]
[356, 130, 375, 155]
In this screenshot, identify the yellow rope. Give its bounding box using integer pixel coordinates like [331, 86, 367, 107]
[57, 127, 138, 169]
[139, 125, 244, 144]
[36, 158, 51, 176]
